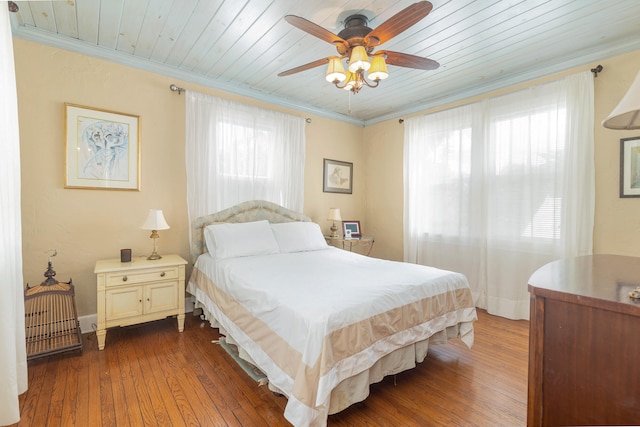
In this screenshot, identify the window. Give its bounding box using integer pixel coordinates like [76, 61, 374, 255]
[404, 71, 594, 320]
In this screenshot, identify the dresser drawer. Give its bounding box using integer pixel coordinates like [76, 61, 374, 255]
[106, 265, 179, 287]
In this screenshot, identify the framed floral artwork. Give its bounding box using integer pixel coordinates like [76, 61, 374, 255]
[64, 103, 140, 190]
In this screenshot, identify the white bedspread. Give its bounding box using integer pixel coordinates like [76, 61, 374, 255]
[188, 247, 476, 427]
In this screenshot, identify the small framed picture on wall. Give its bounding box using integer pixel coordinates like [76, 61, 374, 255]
[323, 158, 353, 194]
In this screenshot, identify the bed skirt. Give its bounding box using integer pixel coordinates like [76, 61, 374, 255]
[190, 292, 465, 415]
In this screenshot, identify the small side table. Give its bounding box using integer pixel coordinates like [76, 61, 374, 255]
[94, 254, 187, 350]
[325, 236, 375, 256]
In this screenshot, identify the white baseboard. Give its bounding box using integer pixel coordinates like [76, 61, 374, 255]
[78, 299, 195, 334]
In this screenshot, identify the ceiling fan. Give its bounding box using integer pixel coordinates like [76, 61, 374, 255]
[278, 1, 439, 94]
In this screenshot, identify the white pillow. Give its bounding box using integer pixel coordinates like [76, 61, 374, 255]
[271, 222, 328, 253]
[205, 220, 279, 259]
[203, 221, 222, 255]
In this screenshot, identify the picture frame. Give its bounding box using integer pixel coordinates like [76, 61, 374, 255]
[620, 136, 640, 198]
[64, 103, 140, 190]
[323, 158, 353, 194]
[342, 220, 361, 238]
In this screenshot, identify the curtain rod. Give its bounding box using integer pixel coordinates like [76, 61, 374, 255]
[169, 84, 185, 94]
[591, 65, 603, 78]
[170, 84, 311, 122]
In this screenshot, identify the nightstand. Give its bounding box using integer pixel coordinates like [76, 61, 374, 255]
[325, 236, 375, 256]
[94, 254, 188, 350]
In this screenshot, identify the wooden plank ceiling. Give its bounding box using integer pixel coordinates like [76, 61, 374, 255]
[9, 0, 640, 125]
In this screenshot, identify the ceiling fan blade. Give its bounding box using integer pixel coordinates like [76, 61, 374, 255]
[278, 57, 330, 77]
[285, 15, 347, 46]
[365, 1, 433, 47]
[379, 50, 439, 70]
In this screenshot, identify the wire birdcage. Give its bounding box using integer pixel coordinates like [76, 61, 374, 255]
[24, 254, 83, 359]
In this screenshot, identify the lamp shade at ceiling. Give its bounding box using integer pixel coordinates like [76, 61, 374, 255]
[368, 56, 389, 81]
[325, 57, 346, 83]
[603, 70, 640, 130]
[348, 46, 370, 73]
[141, 209, 170, 230]
[327, 208, 342, 221]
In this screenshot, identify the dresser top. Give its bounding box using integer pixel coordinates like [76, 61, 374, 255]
[94, 254, 187, 273]
[528, 254, 640, 314]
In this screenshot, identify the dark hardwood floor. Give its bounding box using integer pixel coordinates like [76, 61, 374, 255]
[11, 309, 528, 427]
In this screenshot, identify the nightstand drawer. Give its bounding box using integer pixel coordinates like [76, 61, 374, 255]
[106, 266, 179, 287]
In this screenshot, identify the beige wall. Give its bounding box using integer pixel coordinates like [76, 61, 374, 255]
[364, 49, 640, 261]
[14, 36, 640, 316]
[14, 38, 364, 317]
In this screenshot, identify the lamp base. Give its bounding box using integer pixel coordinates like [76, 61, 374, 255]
[147, 234, 162, 260]
[330, 222, 340, 239]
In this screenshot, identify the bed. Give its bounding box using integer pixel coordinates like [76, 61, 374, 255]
[187, 200, 477, 427]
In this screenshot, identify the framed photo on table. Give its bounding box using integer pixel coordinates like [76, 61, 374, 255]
[620, 136, 640, 197]
[323, 158, 353, 194]
[64, 103, 140, 190]
[342, 220, 361, 238]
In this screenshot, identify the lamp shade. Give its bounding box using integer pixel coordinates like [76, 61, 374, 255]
[368, 56, 389, 81]
[327, 208, 342, 221]
[348, 46, 370, 73]
[326, 57, 346, 83]
[141, 209, 170, 230]
[603, 70, 640, 130]
[342, 71, 356, 91]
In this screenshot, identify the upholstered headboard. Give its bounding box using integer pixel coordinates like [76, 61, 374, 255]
[190, 200, 312, 262]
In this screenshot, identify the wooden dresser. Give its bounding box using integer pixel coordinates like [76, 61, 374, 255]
[527, 254, 640, 426]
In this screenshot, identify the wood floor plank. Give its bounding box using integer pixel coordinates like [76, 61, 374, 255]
[129, 326, 175, 427]
[120, 327, 161, 427]
[135, 328, 190, 427]
[106, 337, 132, 427]
[73, 348, 91, 427]
[97, 347, 116, 427]
[10, 309, 528, 427]
[84, 341, 102, 427]
[15, 357, 49, 427]
[45, 354, 69, 427]
[59, 352, 81, 427]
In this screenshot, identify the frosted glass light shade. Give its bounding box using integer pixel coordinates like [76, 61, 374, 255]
[327, 208, 342, 221]
[326, 57, 346, 83]
[348, 46, 370, 72]
[603, 70, 640, 130]
[141, 209, 170, 230]
[368, 56, 389, 81]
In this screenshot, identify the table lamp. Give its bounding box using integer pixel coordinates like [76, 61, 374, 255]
[141, 209, 170, 260]
[327, 208, 342, 239]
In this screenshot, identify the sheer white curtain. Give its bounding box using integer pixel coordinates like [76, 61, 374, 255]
[404, 71, 594, 320]
[0, 5, 28, 426]
[185, 91, 305, 229]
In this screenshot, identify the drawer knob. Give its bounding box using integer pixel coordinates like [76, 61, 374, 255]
[160, 272, 166, 277]
[122, 276, 128, 282]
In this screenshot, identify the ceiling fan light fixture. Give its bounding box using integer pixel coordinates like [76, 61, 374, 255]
[368, 56, 389, 81]
[326, 57, 346, 83]
[348, 46, 370, 73]
[279, 2, 439, 95]
[342, 71, 356, 91]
